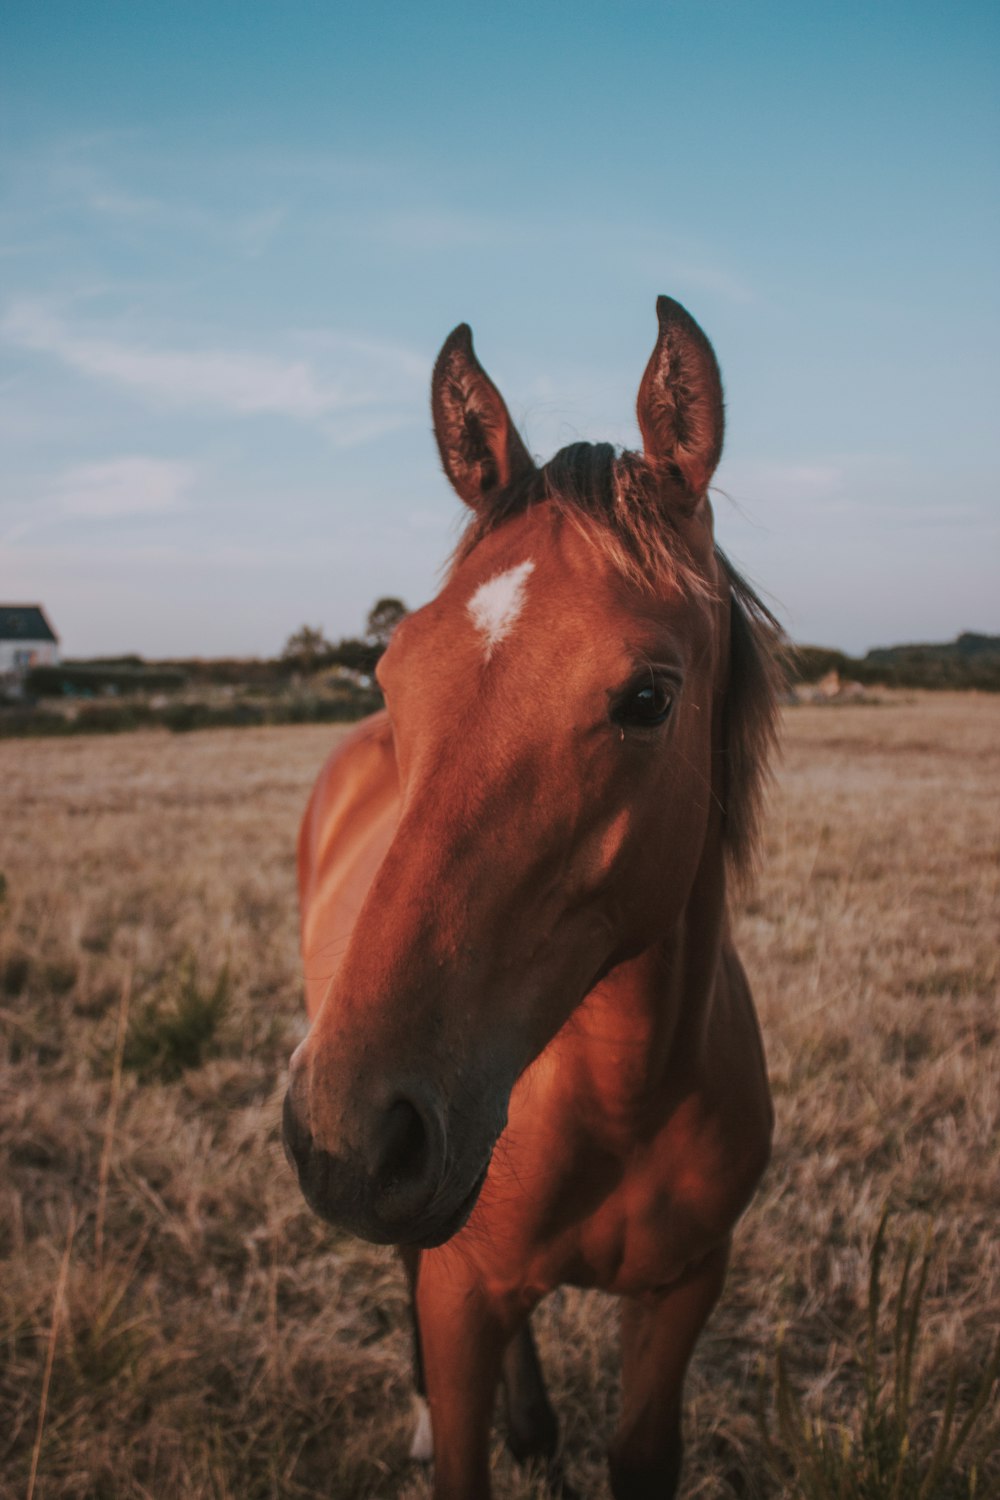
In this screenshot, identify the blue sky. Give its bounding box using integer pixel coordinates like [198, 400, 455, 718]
[2, 1, 997, 656]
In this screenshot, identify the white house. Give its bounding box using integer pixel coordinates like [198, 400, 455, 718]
[0, 604, 60, 692]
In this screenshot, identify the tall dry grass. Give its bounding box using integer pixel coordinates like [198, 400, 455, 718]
[1, 695, 997, 1498]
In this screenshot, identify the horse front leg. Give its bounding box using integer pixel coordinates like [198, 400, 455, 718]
[502, 1318, 578, 1498]
[413, 1251, 515, 1500]
[397, 1246, 435, 1461]
[609, 1242, 729, 1500]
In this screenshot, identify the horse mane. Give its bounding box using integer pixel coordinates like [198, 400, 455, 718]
[451, 441, 784, 883]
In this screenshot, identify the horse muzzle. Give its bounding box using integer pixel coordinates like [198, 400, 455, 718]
[281, 1077, 492, 1247]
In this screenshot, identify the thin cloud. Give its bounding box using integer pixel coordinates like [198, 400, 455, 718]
[55, 456, 195, 519]
[721, 460, 845, 506]
[0, 138, 288, 260]
[1, 456, 195, 542]
[85, 186, 166, 221]
[2, 300, 423, 429]
[86, 182, 288, 257]
[291, 326, 428, 380]
[3, 301, 351, 419]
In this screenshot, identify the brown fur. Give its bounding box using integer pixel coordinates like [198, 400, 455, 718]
[286, 298, 779, 1500]
[636, 294, 726, 500]
[452, 441, 784, 881]
[431, 324, 534, 503]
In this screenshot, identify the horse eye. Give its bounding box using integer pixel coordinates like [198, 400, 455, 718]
[614, 681, 674, 729]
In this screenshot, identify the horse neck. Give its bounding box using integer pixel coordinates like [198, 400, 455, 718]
[587, 583, 733, 1081]
[563, 620, 733, 1126]
[562, 802, 728, 1136]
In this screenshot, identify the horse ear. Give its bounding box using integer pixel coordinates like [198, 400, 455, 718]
[431, 324, 535, 508]
[637, 296, 724, 508]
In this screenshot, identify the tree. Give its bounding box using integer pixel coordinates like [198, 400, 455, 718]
[365, 597, 408, 650]
[281, 625, 332, 670]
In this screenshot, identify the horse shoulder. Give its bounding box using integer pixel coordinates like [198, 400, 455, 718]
[299, 711, 400, 1018]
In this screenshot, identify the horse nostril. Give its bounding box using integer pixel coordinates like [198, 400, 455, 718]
[377, 1097, 430, 1191]
[371, 1093, 444, 1222]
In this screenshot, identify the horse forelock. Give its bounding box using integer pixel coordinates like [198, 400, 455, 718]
[448, 440, 784, 882]
[451, 442, 703, 599]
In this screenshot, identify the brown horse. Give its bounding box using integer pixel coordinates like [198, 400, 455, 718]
[283, 297, 780, 1499]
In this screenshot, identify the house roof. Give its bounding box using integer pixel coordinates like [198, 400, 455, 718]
[0, 605, 59, 643]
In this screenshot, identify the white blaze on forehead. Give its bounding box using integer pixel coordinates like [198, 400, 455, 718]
[467, 559, 535, 660]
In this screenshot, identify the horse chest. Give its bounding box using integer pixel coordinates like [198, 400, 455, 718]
[566, 1164, 709, 1296]
[478, 1105, 733, 1301]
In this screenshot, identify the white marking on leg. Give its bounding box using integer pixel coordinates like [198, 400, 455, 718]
[409, 1393, 433, 1463]
[467, 559, 535, 660]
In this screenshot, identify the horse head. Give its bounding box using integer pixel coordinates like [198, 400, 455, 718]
[283, 298, 772, 1247]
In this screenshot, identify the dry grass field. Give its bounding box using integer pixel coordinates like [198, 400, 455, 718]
[1, 694, 997, 1499]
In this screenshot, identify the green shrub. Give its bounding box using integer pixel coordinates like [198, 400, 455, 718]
[123, 960, 230, 1083]
[789, 645, 854, 683]
[25, 664, 186, 697]
[0, 708, 74, 738]
[161, 701, 265, 732]
[74, 702, 157, 734]
[760, 1212, 1000, 1498]
[1, 684, 383, 737]
[282, 691, 383, 724]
